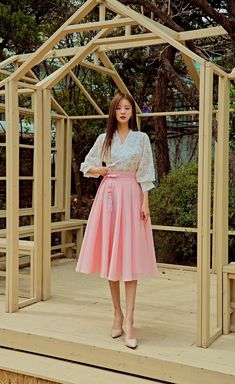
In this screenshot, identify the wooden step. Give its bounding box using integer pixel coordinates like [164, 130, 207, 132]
[0, 348, 162, 384]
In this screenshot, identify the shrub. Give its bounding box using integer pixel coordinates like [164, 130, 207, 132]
[149, 161, 235, 265]
[149, 161, 198, 265]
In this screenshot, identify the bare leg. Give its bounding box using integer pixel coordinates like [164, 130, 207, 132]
[108, 281, 124, 331]
[124, 280, 137, 340]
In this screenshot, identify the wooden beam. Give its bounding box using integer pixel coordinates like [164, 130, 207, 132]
[68, 110, 200, 119]
[106, 0, 204, 64]
[215, 76, 230, 333]
[17, 88, 34, 94]
[42, 89, 52, 300]
[98, 51, 142, 113]
[64, 119, 72, 220]
[197, 62, 213, 348]
[98, 38, 165, 52]
[81, 59, 115, 75]
[228, 69, 235, 79]
[95, 32, 160, 45]
[55, 119, 65, 209]
[59, 58, 104, 115]
[178, 26, 227, 41]
[17, 49, 78, 62]
[8, 0, 97, 82]
[0, 69, 38, 84]
[38, 15, 124, 90]
[5, 80, 19, 313]
[36, 44, 97, 89]
[51, 95, 68, 116]
[181, 51, 200, 91]
[99, 0, 106, 21]
[33, 88, 43, 301]
[18, 50, 116, 76]
[64, 18, 137, 33]
[0, 55, 18, 69]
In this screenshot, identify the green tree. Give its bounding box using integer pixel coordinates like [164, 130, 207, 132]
[0, 0, 77, 59]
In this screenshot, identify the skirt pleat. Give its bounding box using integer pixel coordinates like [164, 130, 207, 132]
[75, 172, 157, 281]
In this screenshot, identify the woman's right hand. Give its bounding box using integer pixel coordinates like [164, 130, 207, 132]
[94, 166, 108, 176]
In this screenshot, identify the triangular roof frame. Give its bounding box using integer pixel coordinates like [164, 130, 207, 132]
[0, 0, 229, 115]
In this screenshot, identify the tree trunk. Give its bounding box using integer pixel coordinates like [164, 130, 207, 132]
[154, 47, 175, 182]
[71, 146, 82, 203]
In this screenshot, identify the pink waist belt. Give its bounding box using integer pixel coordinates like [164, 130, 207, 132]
[103, 172, 136, 211]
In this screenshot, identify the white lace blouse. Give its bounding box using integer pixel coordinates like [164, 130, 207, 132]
[80, 130, 155, 192]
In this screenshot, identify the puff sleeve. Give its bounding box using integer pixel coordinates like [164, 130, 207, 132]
[80, 134, 105, 178]
[136, 133, 155, 192]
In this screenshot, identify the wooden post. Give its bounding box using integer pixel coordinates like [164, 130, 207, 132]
[64, 118, 72, 221]
[197, 62, 213, 347]
[64, 119, 73, 258]
[215, 76, 230, 333]
[42, 89, 52, 300]
[33, 88, 43, 300]
[99, 0, 106, 21]
[55, 119, 65, 209]
[5, 80, 19, 312]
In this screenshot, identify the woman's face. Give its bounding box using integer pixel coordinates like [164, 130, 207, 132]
[115, 98, 133, 124]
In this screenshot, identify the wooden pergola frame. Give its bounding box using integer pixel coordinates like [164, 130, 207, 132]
[0, 0, 234, 348]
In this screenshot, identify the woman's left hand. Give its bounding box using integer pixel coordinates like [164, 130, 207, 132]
[141, 202, 150, 224]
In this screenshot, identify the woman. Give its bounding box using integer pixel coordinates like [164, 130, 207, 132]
[76, 92, 157, 349]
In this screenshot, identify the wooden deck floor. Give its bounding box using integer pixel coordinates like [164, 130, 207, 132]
[0, 260, 235, 384]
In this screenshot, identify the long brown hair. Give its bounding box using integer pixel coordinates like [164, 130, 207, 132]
[102, 93, 138, 160]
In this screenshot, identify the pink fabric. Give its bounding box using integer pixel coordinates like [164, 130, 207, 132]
[75, 172, 157, 281]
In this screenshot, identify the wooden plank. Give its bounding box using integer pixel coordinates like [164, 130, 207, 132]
[178, 26, 227, 41]
[5, 80, 19, 313]
[223, 271, 231, 334]
[81, 60, 115, 75]
[106, 0, 204, 64]
[0, 220, 84, 238]
[0, 55, 18, 69]
[99, 0, 106, 21]
[55, 119, 65, 209]
[181, 51, 200, 91]
[51, 96, 68, 116]
[96, 32, 160, 45]
[33, 89, 43, 301]
[98, 52, 142, 113]
[42, 89, 52, 300]
[64, 119, 73, 258]
[17, 48, 83, 62]
[64, 120, 72, 221]
[69, 110, 199, 119]
[200, 63, 213, 347]
[215, 75, 230, 333]
[8, 0, 97, 82]
[1, 265, 235, 383]
[0, 101, 67, 120]
[38, 16, 124, 90]
[0, 349, 160, 384]
[17, 88, 34, 94]
[0, 207, 66, 219]
[64, 18, 137, 33]
[197, 64, 205, 347]
[228, 70, 235, 79]
[98, 38, 165, 51]
[0, 69, 37, 84]
[59, 58, 104, 115]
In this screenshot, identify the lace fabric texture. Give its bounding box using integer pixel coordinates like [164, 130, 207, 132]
[80, 130, 155, 192]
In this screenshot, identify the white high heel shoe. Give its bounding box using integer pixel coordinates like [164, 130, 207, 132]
[125, 337, 138, 349]
[123, 324, 138, 349]
[111, 328, 123, 338]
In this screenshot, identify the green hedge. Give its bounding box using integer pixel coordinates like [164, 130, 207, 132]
[149, 161, 235, 265]
[149, 162, 198, 265]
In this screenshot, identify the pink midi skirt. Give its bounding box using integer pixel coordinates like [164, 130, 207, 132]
[75, 171, 157, 281]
